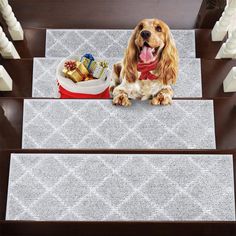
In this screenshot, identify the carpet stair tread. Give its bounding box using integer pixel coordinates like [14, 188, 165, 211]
[32, 57, 202, 98]
[6, 153, 235, 221]
[45, 29, 196, 59]
[22, 99, 216, 149]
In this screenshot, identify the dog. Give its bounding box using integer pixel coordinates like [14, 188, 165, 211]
[110, 18, 179, 106]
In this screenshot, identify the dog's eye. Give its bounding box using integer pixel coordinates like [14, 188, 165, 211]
[139, 24, 143, 30]
[156, 26, 162, 32]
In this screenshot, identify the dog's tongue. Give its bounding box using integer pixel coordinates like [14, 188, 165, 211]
[139, 46, 154, 63]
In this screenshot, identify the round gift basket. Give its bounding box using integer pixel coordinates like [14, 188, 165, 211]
[56, 55, 111, 99]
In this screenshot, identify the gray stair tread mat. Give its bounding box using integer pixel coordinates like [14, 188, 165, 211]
[22, 99, 216, 149]
[32, 57, 202, 98]
[46, 29, 196, 58]
[6, 153, 235, 221]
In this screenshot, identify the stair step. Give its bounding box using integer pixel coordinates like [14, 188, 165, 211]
[22, 99, 216, 149]
[1, 97, 236, 150]
[1, 58, 236, 99]
[3, 28, 223, 59]
[10, 0, 203, 30]
[46, 29, 196, 58]
[6, 153, 235, 221]
[32, 57, 202, 98]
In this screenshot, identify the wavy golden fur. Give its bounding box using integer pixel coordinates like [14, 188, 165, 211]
[111, 18, 179, 106]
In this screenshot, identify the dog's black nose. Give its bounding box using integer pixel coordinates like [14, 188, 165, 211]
[141, 30, 151, 39]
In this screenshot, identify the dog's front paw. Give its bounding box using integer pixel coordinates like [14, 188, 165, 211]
[113, 93, 131, 107]
[150, 92, 173, 106]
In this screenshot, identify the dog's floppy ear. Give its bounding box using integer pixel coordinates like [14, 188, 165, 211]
[158, 29, 179, 85]
[123, 28, 139, 83]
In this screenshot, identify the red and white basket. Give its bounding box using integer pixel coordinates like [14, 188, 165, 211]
[56, 56, 111, 99]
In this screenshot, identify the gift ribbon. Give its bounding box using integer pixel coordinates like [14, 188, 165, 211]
[99, 61, 108, 68]
[75, 67, 87, 81]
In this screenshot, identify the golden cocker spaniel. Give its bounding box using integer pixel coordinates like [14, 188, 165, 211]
[110, 18, 179, 106]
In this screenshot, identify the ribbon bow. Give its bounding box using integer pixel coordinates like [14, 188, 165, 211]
[99, 61, 108, 68]
[81, 53, 94, 61]
[137, 60, 158, 80]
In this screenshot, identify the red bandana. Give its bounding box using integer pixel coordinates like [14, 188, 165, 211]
[137, 60, 158, 80]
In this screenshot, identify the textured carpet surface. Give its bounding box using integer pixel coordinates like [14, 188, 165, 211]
[22, 99, 216, 149]
[32, 57, 202, 98]
[6, 153, 234, 221]
[45, 29, 196, 58]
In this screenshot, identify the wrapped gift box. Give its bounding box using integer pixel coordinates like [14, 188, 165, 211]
[80, 53, 97, 73]
[92, 61, 108, 80]
[63, 61, 89, 83]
